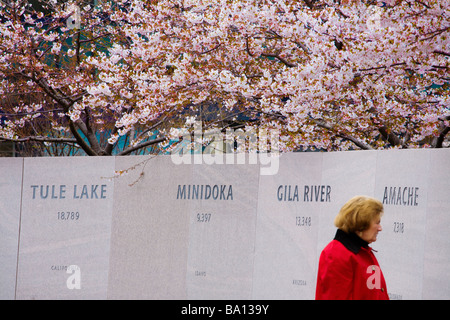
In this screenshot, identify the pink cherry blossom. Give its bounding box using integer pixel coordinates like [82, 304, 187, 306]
[0, 0, 449, 156]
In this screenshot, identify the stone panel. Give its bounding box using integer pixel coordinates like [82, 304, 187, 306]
[0, 158, 23, 299]
[252, 153, 324, 299]
[374, 149, 430, 300]
[185, 158, 260, 299]
[422, 149, 450, 299]
[107, 155, 191, 299]
[16, 157, 114, 299]
[318, 151, 377, 258]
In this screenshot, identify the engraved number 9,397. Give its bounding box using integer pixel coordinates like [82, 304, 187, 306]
[197, 213, 211, 223]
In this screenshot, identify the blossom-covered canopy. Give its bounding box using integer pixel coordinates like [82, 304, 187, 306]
[1, 0, 449, 155]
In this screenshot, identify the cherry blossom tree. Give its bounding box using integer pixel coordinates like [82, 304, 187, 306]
[1, 0, 449, 156]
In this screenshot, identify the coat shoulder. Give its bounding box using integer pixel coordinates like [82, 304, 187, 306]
[321, 239, 356, 260]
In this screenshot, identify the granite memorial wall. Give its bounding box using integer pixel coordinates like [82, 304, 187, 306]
[0, 149, 449, 299]
[16, 157, 115, 299]
[0, 158, 22, 300]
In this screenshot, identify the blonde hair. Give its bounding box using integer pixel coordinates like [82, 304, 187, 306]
[334, 196, 384, 233]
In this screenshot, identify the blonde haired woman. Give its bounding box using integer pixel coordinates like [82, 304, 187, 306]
[316, 196, 389, 300]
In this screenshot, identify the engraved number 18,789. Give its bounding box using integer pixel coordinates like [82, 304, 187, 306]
[57, 211, 79, 220]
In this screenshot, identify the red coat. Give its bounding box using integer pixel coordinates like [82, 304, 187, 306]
[316, 229, 389, 300]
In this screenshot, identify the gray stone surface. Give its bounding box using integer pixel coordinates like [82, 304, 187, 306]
[0, 158, 23, 299]
[186, 158, 260, 299]
[107, 155, 192, 299]
[3, 148, 448, 300]
[423, 149, 450, 299]
[252, 153, 324, 299]
[16, 157, 114, 299]
[318, 150, 378, 257]
[374, 149, 430, 300]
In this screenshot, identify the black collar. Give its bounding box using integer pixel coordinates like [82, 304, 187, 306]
[334, 229, 369, 254]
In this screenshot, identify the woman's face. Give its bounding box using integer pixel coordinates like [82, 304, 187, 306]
[359, 216, 382, 243]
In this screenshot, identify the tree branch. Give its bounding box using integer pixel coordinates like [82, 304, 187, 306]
[197, 43, 222, 55]
[69, 120, 97, 156]
[83, 108, 103, 154]
[261, 52, 297, 68]
[435, 126, 450, 148]
[359, 62, 407, 72]
[302, 0, 314, 10]
[0, 108, 64, 117]
[0, 136, 77, 144]
[378, 125, 404, 147]
[75, 31, 81, 65]
[34, 77, 72, 109]
[104, 126, 119, 156]
[32, 75, 97, 155]
[433, 50, 450, 57]
[312, 118, 374, 150]
[79, 33, 111, 44]
[246, 35, 297, 67]
[432, 115, 450, 148]
[117, 137, 167, 156]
